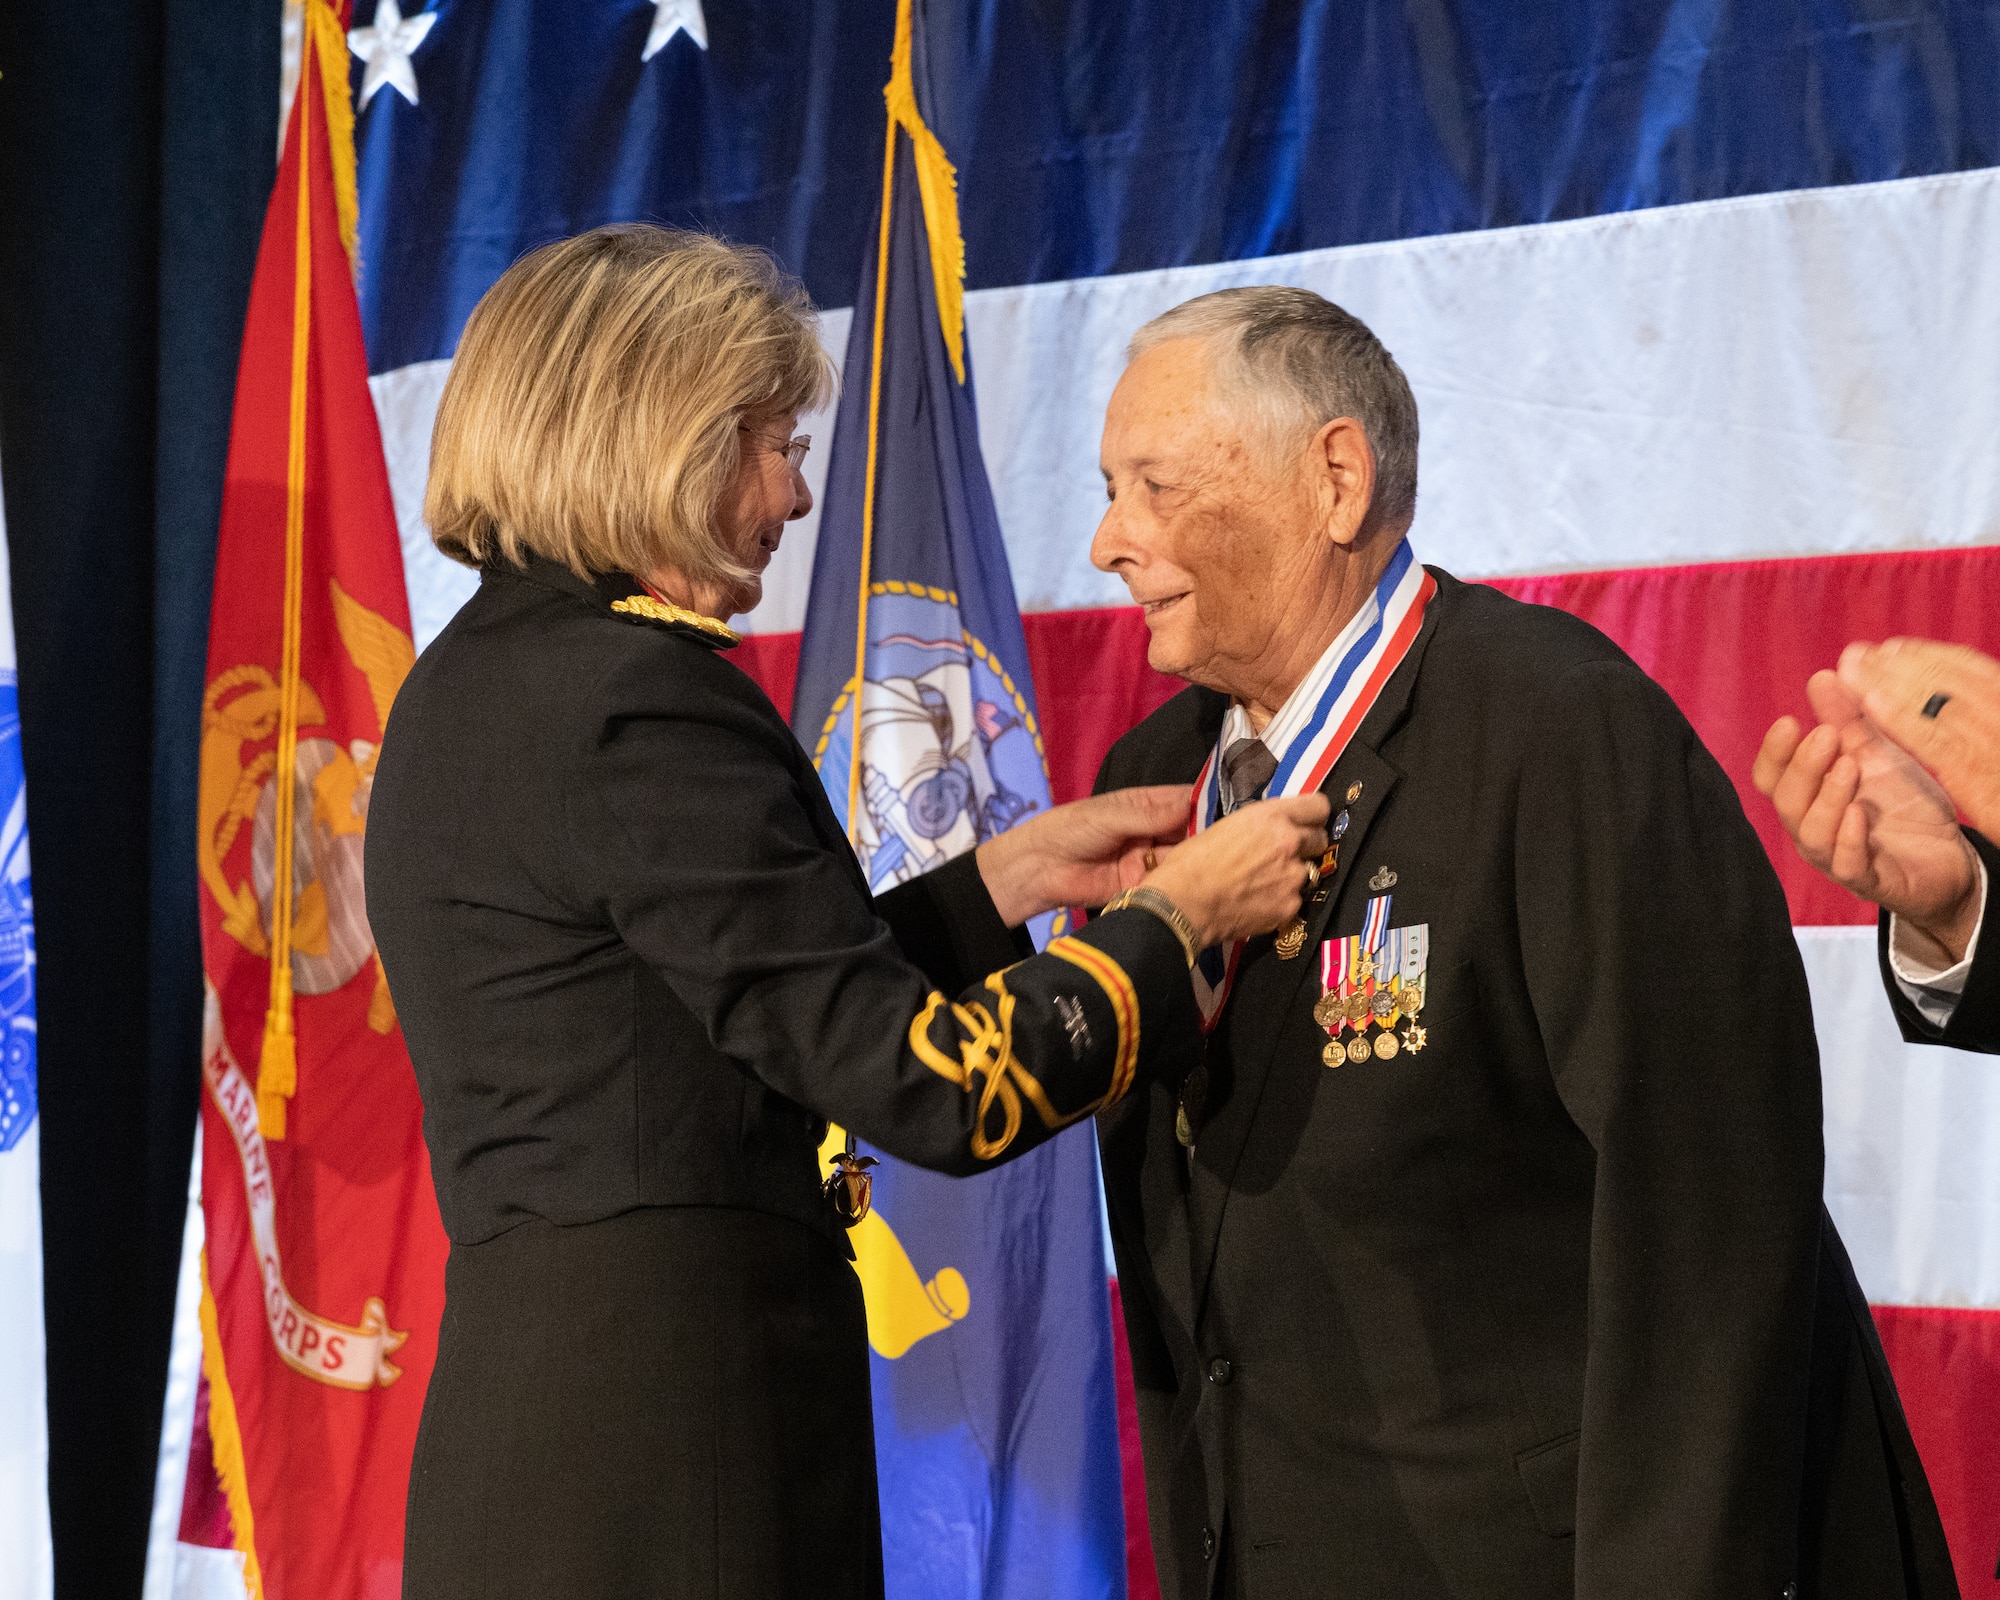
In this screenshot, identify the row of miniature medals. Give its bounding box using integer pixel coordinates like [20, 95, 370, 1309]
[1281, 785, 1429, 1068]
[1176, 783, 1432, 1152]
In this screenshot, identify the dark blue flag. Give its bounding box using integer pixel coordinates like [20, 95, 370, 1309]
[790, 11, 1128, 1598]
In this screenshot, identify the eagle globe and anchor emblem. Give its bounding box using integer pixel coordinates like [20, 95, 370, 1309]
[810, 582, 1053, 1359]
[194, 580, 415, 1389]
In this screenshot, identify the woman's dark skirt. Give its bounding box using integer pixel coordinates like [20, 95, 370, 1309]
[402, 1206, 883, 1599]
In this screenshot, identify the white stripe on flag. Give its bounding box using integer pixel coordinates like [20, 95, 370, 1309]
[371, 170, 2000, 643]
[1804, 924, 2000, 1311]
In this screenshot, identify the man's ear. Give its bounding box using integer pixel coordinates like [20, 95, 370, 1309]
[1310, 416, 1377, 549]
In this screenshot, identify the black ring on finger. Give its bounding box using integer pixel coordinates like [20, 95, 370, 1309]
[1921, 692, 1950, 720]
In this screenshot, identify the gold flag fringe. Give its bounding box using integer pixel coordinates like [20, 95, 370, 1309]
[884, 0, 967, 383]
[198, 1250, 268, 1600]
[310, 0, 361, 271]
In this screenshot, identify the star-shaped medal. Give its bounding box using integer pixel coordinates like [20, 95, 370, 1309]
[643, 0, 709, 59]
[348, 0, 437, 110]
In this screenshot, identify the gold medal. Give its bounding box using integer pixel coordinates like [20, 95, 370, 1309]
[1346, 1035, 1371, 1065]
[1313, 991, 1344, 1029]
[1274, 919, 1308, 959]
[1344, 991, 1372, 1025]
[1322, 1039, 1345, 1068]
[1373, 1030, 1400, 1061]
[823, 1147, 880, 1227]
[1397, 982, 1424, 1016]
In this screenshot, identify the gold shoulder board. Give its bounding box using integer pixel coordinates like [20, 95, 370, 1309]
[609, 595, 742, 648]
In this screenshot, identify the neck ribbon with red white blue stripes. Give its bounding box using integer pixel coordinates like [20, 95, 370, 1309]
[1185, 540, 1434, 1028]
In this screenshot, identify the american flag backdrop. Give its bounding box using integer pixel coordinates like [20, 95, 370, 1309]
[142, 3, 2000, 1596]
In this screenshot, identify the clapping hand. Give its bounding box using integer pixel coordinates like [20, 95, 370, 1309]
[1753, 666, 1982, 966]
[1834, 638, 2000, 841]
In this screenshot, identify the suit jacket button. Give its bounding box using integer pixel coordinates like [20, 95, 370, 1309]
[1207, 1357, 1233, 1385]
[1202, 1526, 1215, 1561]
[1781, 1587, 1798, 1600]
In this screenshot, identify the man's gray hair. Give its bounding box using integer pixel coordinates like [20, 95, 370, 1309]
[1130, 286, 1419, 533]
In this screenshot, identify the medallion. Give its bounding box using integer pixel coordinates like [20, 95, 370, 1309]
[1274, 919, 1308, 960]
[1313, 991, 1344, 1029]
[1373, 1030, 1400, 1061]
[1345, 1035, 1371, 1065]
[823, 1147, 880, 1226]
[1322, 1039, 1345, 1068]
[1344, 991, 1372, 1025]
[1398, 982, 1425, 1016]
[1370, 989, 1399, 1023]
[1401, 1021, 1427, 1053]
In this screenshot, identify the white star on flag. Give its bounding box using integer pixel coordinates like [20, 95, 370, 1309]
[643, 0, 708, 60]
[349, 0, 438, 110]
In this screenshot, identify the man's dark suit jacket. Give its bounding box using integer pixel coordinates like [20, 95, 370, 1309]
[1881, 828, 2000, 1054]
[1094, 570, 1957, 1600]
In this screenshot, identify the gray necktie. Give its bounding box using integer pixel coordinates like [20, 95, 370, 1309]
[1220, 736, 1278, 815]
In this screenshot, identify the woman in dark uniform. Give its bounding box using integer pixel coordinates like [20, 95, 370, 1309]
[364, 225, 1328, 1599]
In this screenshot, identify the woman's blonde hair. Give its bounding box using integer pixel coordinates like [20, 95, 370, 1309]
[426, 225, 835, 586]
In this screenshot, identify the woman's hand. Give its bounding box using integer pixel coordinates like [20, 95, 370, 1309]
[1143, 794, 1331, 948]
[975, 786, 1192, 926]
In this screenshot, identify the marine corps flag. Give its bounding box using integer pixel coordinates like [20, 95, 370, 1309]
[191, 0, 446, 1592]
[790, 4, 1129, 1594]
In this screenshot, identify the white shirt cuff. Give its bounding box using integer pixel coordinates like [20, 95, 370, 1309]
[1888, 854, 1989, 1030]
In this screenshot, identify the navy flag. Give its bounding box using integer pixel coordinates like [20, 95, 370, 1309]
[790, 6, 1128, 1596]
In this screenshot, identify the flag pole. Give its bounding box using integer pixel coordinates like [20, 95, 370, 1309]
[845, 14, 903, 848]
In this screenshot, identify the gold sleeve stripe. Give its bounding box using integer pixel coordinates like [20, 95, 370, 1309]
[1046, 936, 1140, 1104]
[908, 991, 961, 1084]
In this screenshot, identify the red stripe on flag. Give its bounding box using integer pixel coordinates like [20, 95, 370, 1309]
[737, 544, 2000, 920]
[735, 605, 1184, 804]
[1488, 544, 2000, 924]
[1874, 1303, 2000, 1596]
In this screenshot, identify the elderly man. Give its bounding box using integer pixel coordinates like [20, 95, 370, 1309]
[1089, 288, 1955, 1599]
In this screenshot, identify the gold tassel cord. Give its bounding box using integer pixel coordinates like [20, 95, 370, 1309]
[257, 13, 318, 1141]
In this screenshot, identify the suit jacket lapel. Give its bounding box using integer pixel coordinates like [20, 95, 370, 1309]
[1184, 581, 1451, 1328]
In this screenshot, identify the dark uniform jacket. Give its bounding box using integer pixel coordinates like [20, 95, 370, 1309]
[1880, 828, 2000, 1055]
[1094, 570, 1957, 1600]
[366, 555, 1195, 1599]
